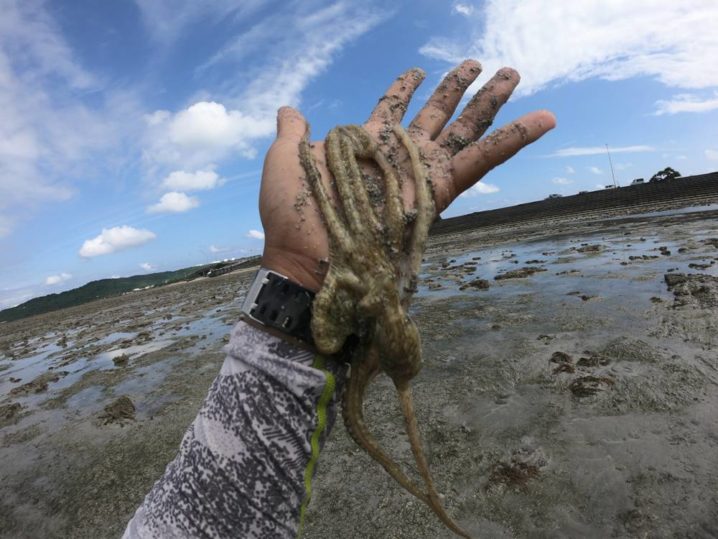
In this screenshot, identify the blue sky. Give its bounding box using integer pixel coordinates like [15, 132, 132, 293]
[1, 0, 717, 309]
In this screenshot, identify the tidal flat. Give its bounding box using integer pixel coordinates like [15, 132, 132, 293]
[1, 208, 717, 538]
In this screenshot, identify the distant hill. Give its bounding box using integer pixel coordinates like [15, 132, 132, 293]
[0, 256, 260, 323]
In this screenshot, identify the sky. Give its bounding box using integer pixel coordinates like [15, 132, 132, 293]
[1, 0, 717, 309]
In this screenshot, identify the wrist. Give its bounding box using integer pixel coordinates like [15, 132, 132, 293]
[261, 246, 326, 292]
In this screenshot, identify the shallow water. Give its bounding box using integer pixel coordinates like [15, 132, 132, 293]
[0, 210, 717, 538]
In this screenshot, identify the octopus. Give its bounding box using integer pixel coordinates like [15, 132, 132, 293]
[300, 124, 471, 538]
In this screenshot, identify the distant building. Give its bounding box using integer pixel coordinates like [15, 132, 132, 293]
[631, 178, 645, 185]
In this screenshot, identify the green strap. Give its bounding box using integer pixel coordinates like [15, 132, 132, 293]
[297, 355, 336, 537]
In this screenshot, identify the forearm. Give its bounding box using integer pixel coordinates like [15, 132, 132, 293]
[123, 320, 347, 539]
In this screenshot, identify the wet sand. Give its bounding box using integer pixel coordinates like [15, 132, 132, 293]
[1, 208, 717, 538]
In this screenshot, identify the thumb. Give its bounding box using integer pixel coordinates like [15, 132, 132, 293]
[276, 106, 308, 143]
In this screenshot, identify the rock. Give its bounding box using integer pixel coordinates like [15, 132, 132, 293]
[665, 273, 718, 308]
[0, 402, 22, 426]
[576, 244, 601, 253]
[576, 353, 611, 368]
[99, 396, 136, 425]
[553, 363, 575, 374]
[663, 273, 688, 290]
[9, 372, 62, 396]
[459, 278, 490, 291]
[488, 461, 540, 491]
[629, 255, 659, 261]
[569, 376, 615, 397]
[495, 267, 546, 280]
[688, 262, 712, 270]
[113, 354, 130, 367]
[550, 351, 573, 364]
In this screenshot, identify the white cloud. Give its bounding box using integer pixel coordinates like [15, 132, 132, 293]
[145, 3, 387, 170]
[209, 244, 228, 253]
[0, 1, 142, 237]
[705, 149, 718, 160]
[589, 166, 603, 175]
[654, 92, 718, 115]
[79, 226, 156, 258]
[145, 102, 268, 167]
[452, 3, 474, 16]
[139, 262, 155, 271]
[420, 1, 718, 97]
[459, 181, 500, 197]
[147, 192, 199, 214]
[550, 145, 654, 158]
[565, 165, 575, 174]
[133, 0, 266, 44]
[161, 169, 224, 191]
[551, 177, 572, 185]
[45, 272, 72, 285]
[246, 229, 265, 240]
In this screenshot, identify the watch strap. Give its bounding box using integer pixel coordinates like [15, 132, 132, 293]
[241, 268, 315, 346]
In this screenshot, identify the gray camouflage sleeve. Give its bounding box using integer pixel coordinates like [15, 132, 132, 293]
[123, 319, 347, 539]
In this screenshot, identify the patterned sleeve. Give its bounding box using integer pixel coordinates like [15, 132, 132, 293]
[123, 320, 347, 539]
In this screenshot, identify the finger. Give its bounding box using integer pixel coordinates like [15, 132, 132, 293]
[366, 67, 426, 126]
[276, 106, 308, 142]
[449, 110, 557, 201]
[408, 59, 482, 140]
[436, 67, 520, 154]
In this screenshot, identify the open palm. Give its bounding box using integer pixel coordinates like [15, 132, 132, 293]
[259, 59, 556, 291]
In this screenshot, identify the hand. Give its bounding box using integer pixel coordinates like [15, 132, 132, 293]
[259, 59, 556, 291]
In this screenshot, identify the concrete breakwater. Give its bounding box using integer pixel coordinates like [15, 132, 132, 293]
[431, 171, 718, 235]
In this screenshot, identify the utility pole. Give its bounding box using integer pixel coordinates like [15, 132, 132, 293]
[605, 144, 617, 187]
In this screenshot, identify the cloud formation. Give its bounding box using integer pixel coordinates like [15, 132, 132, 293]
[551, 177, 572, 185]
[0, 0, 140, 237]
[161, 169, 224, 191]
[421, 1, 718, 98]
[139, 262, 155, 271]
[452, 3, 474, 16]
[145, 2, 387, 171]
[654, 93, 718, 115]
[45, 272, 72, 285]
[550, 145, 654, 158]
[147, 192, 199, 213]
[589, 167, 603, 175]
[459, 181, 500, 197]
[79, 226, 156, 257]
[705, 149, 718, 161]
[246, 229, 265, 240]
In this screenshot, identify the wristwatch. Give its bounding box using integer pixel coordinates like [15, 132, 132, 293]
[240, 268, 315, 346]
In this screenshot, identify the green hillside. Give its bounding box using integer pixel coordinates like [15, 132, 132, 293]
[0, 257, 259, 323]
